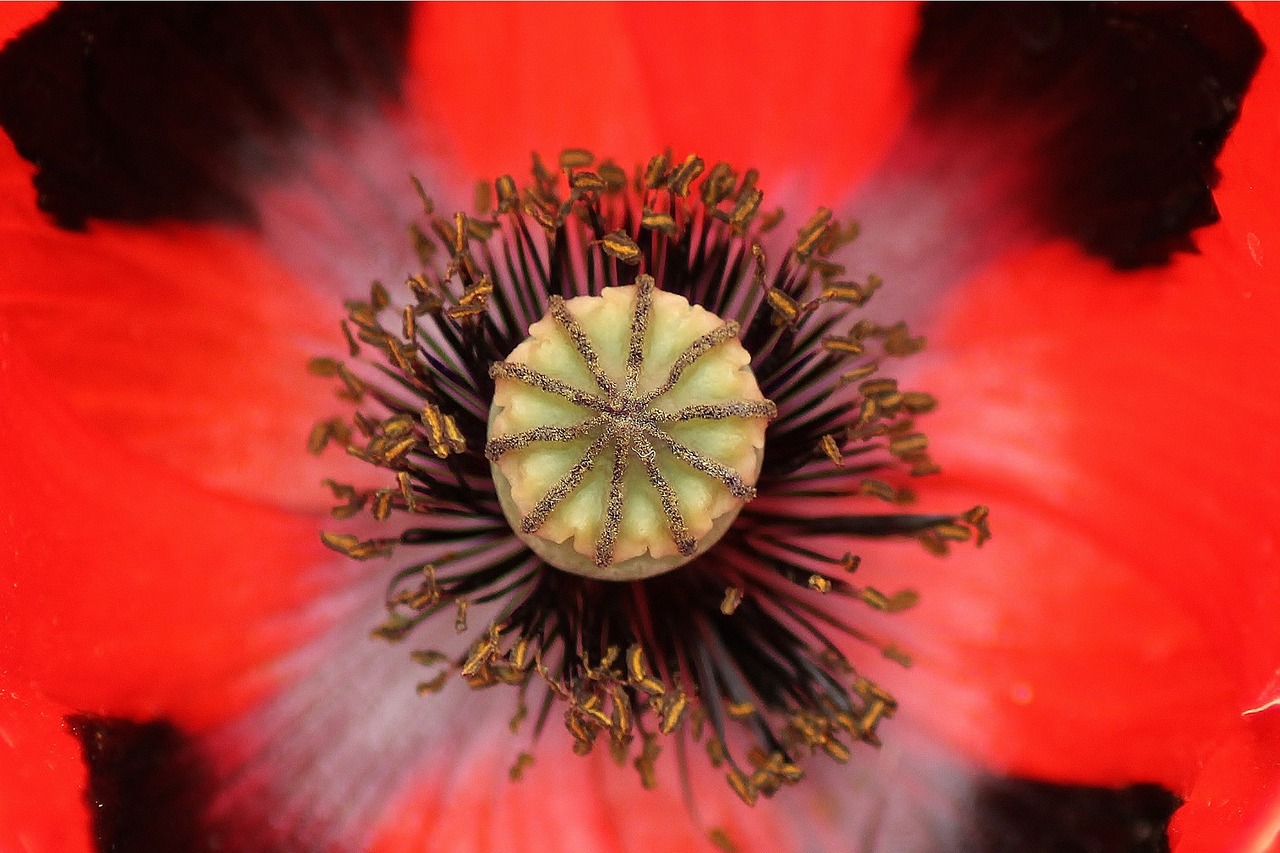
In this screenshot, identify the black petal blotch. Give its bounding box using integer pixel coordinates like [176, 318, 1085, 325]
[0, 3, 411, 229]
[910, 3, 1263, 269]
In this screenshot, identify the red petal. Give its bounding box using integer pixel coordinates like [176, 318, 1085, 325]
[856, 484, 1239, 785]
[0, 135, 371, 513]
[1170, 710, 1280, 853]
[0, 679, 92, 853]
[1170, 8, 1280, 847]
[616, 3, 917, 198]
[860, 2, 1280, 794]
[877, 170, 1280, 791]
[366, 722, 981, 853]
[408, 3, 916, 197]
[0, 2, 51, 44]
[0, 324, 326, 728]
[1218, 2, 1280, 276]
[370, 742, 790, 853]
[408, 3, 658, 178]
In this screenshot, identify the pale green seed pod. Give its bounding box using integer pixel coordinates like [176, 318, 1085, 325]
[487, 275, 776, 580]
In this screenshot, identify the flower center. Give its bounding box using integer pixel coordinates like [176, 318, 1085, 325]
[487, 274, 776, 579]
[311, 147, 991, 814]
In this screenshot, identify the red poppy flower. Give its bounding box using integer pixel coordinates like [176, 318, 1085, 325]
[2, 4, 1277, 852]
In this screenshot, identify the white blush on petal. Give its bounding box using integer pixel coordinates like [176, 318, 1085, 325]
[240, 107, 474, 302]
[204, 565, 513, 850]
[834, 127, 1042, 336]
[370, 699, 985, 852]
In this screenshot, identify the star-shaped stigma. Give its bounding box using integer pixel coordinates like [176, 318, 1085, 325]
[486, 275, 778, 570]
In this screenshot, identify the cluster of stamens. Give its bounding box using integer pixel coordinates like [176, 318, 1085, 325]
[311, 148, 989, 822]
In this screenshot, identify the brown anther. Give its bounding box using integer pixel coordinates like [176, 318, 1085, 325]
[859, 479, 900, 503]
[820, 282, 874, 306]
[509, 699, 528, 733]
[889, 433, 929, 457]
[340, 319, 361, 356]
[701, 162, 737, 206]
[881, 320, 926, 357]
[837, 363, 879, 387]
[560, 148, 595, 169]
[396, 471, 418, 512]
[633, 735, 660, 790]
[598, 161, 628, 190]
[319, 531, 395, 561]
[794, 208, 833, 257]
[495, 174, 519, 213]
[821, 335, 865, 357]
[626, 644, 666, 696]
[599, 229, 642, 265]
[729, 187, 764, 228]
[807, 574, 832, 594]
[708, 828, 739, 853]
[720, 586, 744, 615]
[933, 522, 973, 542]
[726, 767, 758, 806]
[819, 433, 844, 466]
[641, 208, 679, 235]
[965, 505, 992, 545]
[820, 737, 852, 763]
[667, 154, 706, 196]
[570, 171, 607, 193]
[416, 672, 449, 695]
[765, 288, 800, 325]
[371, 489, 395, 521]
[410, 649, 449, 666]
[409, 175, 434, 217]
[509, 751, 535, 782]
[659, 691, 688, 733]
[370, 280, 391, 312]
[643, 153, 669, 188]
[858, 378, 899, 398]
[916, 528, 948, 556]
[522, 201, 558, 232]
[307, 356, 344, 377]
[308, 418, 348, 456]
[706, 738, 728, 767]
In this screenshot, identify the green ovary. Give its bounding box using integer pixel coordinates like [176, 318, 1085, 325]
[488, 281, 773, 581]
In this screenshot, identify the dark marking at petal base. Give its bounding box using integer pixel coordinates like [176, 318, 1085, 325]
[68, 715, 213, 853]
[970, 776, 1180, 852]
[0, 3, 411, 229]
[910, 3, 1263, 269]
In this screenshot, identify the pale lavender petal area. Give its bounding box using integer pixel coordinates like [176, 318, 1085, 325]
[247, 111, 474, 301]
[836, 129, 1038, 336]
[201, 565, 514, 851]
